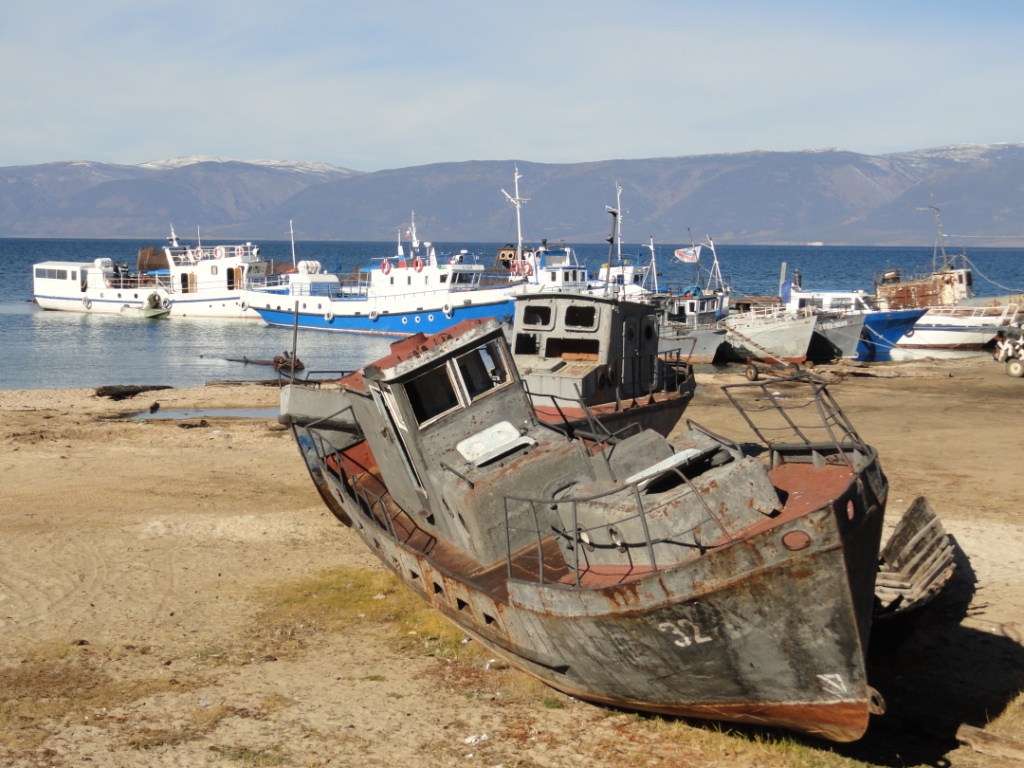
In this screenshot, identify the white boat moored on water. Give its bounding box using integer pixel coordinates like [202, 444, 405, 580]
[32, 226, 273, 319]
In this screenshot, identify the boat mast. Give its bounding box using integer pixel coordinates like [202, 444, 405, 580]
[501, 166, 530, 261]
[704, 235, 724, 292]
[289, 220, 297, 268]
[614, 182, 623, 263]
[604, 206, 618, 294]
[924, 203, 951, 271]
[643, 235, 658, 293]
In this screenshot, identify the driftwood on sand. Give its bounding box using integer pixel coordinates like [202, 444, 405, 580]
[94, 384, 173, 401]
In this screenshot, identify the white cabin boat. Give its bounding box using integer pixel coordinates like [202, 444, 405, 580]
[32, 227, 272, 318]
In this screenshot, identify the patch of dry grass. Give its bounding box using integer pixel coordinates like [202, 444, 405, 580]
[988, 694, 1024, 742]
[250, 565, 468, 661]
[0, 643, 191, 751]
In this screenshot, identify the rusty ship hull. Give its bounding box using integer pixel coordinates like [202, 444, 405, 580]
[281, 318, 951, 743]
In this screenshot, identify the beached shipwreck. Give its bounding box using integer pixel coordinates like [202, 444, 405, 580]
[279, 317, 953, 742]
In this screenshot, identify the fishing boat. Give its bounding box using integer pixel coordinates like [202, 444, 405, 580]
[721, 305, 817, 365]
[277, 319, 953, 742]
[650, 234, 731, 364]
[890, 303, 1021, 360]
[32, 227, 272, 318]
[246, 173, 593, 336]
[509, 291, 695, 437]
[874, 206, 973, 311]
[876, 205, 1019, 357]
[780, 270, 924, 362]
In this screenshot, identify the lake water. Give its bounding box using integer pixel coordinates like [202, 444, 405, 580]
[2, 236, 1023, 391]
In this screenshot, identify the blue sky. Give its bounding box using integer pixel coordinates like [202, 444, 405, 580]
[3, 1, 1023, 171]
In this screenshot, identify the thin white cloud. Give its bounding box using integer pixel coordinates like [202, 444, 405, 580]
[2, 1, 1023, 168]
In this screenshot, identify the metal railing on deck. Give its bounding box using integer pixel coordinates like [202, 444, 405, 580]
[500, 452, 734, 587]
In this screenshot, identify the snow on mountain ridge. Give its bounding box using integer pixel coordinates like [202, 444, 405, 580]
[138, 156, 357, 174]
[886, 142, 1024, 163]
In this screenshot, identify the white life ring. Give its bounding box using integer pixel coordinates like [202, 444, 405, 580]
[214, 246, 226, 259]
[325, 309, 334, 322]
[83, 298, 92, 310]
[234, 245, 244, 258]
[161, 297, 172, 310]
[442, 303, 453, 318]
[522, 261, 534, 276]
[369, 310, 379, 321]
[413, 257, 424, 272]
[239, 300, 248, 311]
[380, 259, 392, 275]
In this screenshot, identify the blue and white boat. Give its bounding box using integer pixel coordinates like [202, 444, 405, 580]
[246, 172, 593, 336]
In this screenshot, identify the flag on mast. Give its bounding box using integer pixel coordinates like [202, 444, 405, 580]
[674, 245, 701, 263]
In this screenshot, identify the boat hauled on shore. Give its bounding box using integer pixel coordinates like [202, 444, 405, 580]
[276, 318, 954, 742]
[876, 205, 1021, 358]
[509, 291, 695, 437]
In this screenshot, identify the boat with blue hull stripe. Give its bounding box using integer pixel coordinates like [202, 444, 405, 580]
[253, 299, 515, 336]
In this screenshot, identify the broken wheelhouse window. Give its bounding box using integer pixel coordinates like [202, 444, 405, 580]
[405, 339, 513, 427]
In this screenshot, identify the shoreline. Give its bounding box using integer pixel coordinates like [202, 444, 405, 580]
[2, 355, 1023, 766]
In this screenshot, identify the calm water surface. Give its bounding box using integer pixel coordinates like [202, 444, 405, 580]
[2, 237, 1023, 391]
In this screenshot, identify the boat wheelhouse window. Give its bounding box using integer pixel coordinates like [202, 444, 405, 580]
[798, 298, 823, 310]
[440, 274, 448, 283]
[406, 340, 514, 427]
[211, 265, 219, 276]
[407, 364, 461, 425]
[455, 339, 510, 400]
[523, 305, 551, 326]
[514, 333, 539, 355]
[564, 305, 597, 329]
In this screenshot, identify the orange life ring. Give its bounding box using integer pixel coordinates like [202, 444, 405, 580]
[510, 260, 520, 276]
[522, 261, 533, 276]
[234, 245, 244, 258]
[413, 257, 424, 272]
[381, 259, 392, 275]
[214, 246, 226, 259]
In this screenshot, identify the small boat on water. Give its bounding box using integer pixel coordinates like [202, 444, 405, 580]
[276, 319, 954, 743]
[32, 226, 272, 318]
[509, 291, 695, 437]
[118, 291, 170, 319]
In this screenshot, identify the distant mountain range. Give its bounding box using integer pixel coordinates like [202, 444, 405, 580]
[3, 145, 1024, 245]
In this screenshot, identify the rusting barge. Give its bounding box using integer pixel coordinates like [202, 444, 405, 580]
[279, 318, 952, 742]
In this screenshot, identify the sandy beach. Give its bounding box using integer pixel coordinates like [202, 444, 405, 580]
[2, 357, 1023, 767]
